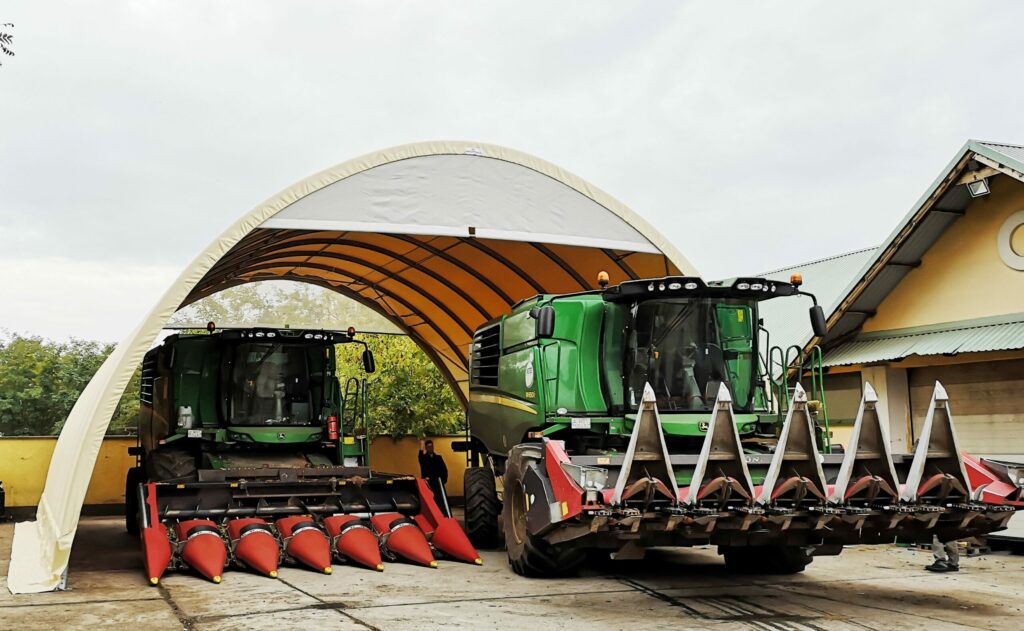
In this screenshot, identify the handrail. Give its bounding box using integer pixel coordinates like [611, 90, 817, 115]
[765, 343, 831, 452]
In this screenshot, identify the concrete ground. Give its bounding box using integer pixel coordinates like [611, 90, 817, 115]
[2, 517, 1023, 630]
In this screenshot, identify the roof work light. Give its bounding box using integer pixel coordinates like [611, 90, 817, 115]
[967, 177, 991, 197]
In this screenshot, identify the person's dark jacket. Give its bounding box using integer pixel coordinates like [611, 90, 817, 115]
[418, 450, 448, 484]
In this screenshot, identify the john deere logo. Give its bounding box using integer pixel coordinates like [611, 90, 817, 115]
[277, 432, 286, 440]
[698, 421, 709, 432]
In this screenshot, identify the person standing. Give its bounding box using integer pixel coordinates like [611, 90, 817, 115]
[418, 439, 450, 516]
[925, 535, 960, 572]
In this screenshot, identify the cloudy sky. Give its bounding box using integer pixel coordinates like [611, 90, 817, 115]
[3, 1, 1024, 342]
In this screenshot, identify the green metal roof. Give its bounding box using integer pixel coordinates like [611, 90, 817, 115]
[757, 247, 878, 354]
[976, 141, 1024, 174]
[751, 139, 1024, 369]
[822, 313, 1024, 367]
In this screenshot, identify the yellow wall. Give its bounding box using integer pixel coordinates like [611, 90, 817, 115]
[0, 435, 469, 508]
[369, 436, 467, 496]
[864, 175, 1024, 332]
[0, 437, 137, 507]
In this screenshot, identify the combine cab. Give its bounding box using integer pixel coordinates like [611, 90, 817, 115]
[462, 275, 1021, 576]
[127, 327, 479, 584]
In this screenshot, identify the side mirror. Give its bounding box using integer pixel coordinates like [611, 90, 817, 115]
[362, 349, 376, 373]
[809, 305, 828, 338]
[534, 305, 556, 338]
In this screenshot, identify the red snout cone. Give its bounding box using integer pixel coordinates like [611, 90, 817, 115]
[324, 515, 384, 571]
[141, 522, 173, 585]
[420, 516, 481, 565]
[276, 516, 333, 574]
[175, 519, 227, 583]
[226, 518, 280, 578]
[371, 513, 436, 567]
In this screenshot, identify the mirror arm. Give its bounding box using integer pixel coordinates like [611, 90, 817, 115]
[797, 289, 820, 306]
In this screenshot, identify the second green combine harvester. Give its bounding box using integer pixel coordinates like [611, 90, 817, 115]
[461, 272, 1021, 576]
[129, 326, 481, 584]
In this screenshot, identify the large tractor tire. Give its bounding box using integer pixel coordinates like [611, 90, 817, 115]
[146, 448, 197, 482]
[464, 466, 501, 549]
[124, 466, 144, 536]
[721, 545, 812, 574]
[502, 445, 586, 577]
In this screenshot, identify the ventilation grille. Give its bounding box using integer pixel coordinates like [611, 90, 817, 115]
[470, 326, 500, 387]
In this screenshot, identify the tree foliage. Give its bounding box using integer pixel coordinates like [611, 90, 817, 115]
[0, 333, 139, 436]
[171, 281, 400, 333]
[0, 281, 463, 437]
[337, 335, 463, 438]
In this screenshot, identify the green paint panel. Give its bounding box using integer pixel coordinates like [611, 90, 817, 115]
[468, 288, 773, 456]
[228, 427, 323, 443]
[502, 305, 539, 349]
[171, 337, 220, 427]
[716, 304, 755, 408]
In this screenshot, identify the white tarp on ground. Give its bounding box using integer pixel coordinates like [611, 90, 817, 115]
[8, 140, 694, 593]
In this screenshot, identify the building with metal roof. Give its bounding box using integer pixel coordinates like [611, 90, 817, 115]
[758, 139, 1024, 458]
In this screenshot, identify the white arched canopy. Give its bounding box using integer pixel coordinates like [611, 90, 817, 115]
[8, 140, 694, 593]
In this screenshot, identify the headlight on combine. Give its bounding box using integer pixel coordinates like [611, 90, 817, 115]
[1007, 466, 1024, 487]
[560, 462, 609, 497]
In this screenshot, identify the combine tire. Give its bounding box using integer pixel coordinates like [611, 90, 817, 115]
[146, 448, 197, 482]
[721, 545, 812, 574]
[124, 466, 144, 536]
[464, 466, 501, 549]
[503, 445, 586, 577]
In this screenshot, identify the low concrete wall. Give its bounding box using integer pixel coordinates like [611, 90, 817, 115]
[0, 435, 469, 508]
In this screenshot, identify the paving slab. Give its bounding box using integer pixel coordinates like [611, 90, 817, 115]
[2, 517, 1024, 630]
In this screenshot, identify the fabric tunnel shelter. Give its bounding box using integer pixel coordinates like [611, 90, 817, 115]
[7, 140, 695, 593]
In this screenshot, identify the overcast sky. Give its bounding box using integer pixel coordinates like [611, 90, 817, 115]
[3, 1, 1024, 342]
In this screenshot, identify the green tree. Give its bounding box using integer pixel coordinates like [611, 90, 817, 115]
[337, 335, 463, 437]
[0, 333, 139, 436]
[171, 281, 400, 333]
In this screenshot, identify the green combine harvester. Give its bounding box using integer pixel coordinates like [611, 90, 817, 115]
[461, 273, 1020, 576]
[127, 326, 374, 527]
[126, 326, 482, 584]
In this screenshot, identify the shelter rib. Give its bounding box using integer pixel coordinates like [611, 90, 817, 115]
[531, 243, 591, 290]
[460, 239, 546, 294]
[204, 237, 495, 322]
[226, 261, 471, 361]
